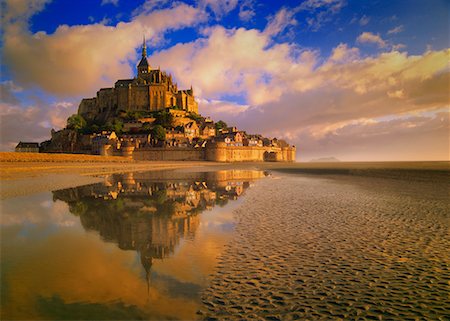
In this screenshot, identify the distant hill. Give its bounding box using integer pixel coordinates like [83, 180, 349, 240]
[309, 157, 341, 163]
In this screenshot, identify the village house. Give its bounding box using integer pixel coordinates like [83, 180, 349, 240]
[184, 122, 199, 141]
[120, 133, 151, 148]
[243, 135, 263, 147]
[216, 132, 243, 146]
[15, 142, 40, 153]
[92, 132, 118, 154]
[200, 123, 216, 139]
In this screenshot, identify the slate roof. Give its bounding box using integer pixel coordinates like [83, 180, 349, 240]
[138, 56, 149, 67]
[16, 142, 39, 148]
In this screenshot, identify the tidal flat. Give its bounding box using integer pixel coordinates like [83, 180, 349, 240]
[0, 162, 449, 320]
[201, 168, 450, 320]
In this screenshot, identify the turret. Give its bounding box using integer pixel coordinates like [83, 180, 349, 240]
[137, 36, 150, 76]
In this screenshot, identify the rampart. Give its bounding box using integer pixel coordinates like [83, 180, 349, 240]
[205, 143, 296, 162]
[102, 142, 295, 162]
[133, 147, 205, 161]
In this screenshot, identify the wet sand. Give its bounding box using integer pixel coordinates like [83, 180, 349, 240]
[0, 152, 227, 199]
[201, 171, 450, 320]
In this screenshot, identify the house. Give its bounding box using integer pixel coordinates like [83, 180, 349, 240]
[217, 132, 243, 146]
[243, 135, 263, 147]
[184, 121, 199, 140]
[92, 132, 118, 154]
[15, 142, 39, 153]
[200, 124, 215, 138]
[121, 133, 151, 148]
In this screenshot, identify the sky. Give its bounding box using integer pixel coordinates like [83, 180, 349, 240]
[0, 0, 449, 161]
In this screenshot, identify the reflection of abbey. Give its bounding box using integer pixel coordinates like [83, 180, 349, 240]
[53, 170, 264, 281]
[36, 39, 296, 162]
[78, 38, 198, 121]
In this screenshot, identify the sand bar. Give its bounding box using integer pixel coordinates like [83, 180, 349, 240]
[0, 152, 227, 199]
[1, 153, 448, 199]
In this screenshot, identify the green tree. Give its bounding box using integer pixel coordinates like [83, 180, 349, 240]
[154, 111, 173, 128]
[151, 125, 166, 142]
[215, 120, 227, 134]
[187, 112, 203, 122]
[66, 114, 86, 131]
[112, 119, 123, 134]
[141, 123, 152, 133]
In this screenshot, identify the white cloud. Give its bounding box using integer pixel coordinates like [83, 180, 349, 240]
[197, 0, 238, 19]
[357, 32, 387, 48]
[1, 0, 51, 25]
[387, 25, 404, 35]
[299, 0, 346, 31]
[264, 7, 298, 37]
[238, 0, 255, 22]
[0, 100, 77, 150]
[101, 0, 119, 6]
[359, 15, 370, 26]
[2, 3, 207, 96]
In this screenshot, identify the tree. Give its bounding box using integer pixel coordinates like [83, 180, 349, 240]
[151, 125, 166, 142]
[112, 119, 123, 135]
[187, 112, 203, 122]
[215, 120, 227, 134]
[66, 114, 86, 131]
[141, 123, 152, 133]
[154, 111, 173, 128]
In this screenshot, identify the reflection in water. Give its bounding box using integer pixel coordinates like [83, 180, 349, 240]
[1, 170, 265, 320]
[53, 171, 263, 295]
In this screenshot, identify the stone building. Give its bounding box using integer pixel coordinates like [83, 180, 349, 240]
[15, 142, 40, 153]
[78, 38, 198, 122]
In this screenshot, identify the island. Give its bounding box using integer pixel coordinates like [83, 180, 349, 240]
[36, 39, 296, 162]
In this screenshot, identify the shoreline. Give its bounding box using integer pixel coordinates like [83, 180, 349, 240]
[1, 153, 448, 199]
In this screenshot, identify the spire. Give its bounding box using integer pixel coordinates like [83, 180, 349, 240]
[142, 35, 147, 58]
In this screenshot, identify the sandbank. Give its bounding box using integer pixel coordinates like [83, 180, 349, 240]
[1, 152, 448, 199]
[0, 152, 226, 199]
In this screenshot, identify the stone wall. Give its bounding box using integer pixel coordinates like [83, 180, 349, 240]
[131, 144, 295, 162]
[205, 143, 296, 162]
[133, 147, 205, 161]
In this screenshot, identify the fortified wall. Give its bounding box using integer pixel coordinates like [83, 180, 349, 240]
[103, 142, 295, 162]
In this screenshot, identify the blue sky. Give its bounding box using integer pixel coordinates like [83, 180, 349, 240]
[1, 0, 449, 160]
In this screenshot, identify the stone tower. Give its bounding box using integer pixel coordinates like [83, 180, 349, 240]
[137, 36, 151, 76]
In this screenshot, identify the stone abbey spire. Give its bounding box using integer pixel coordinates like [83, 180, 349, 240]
[137, 36, 150, 74]
[142, 35, 147, 58]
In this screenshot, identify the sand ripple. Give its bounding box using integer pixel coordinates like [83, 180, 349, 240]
[201, 174, 450, 320]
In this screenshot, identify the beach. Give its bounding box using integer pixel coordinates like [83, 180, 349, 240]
[1, 154, 449, 320]
[0, 152, 227, 199]
[201, 169, 450, 320]
[1, 152, 448, 199]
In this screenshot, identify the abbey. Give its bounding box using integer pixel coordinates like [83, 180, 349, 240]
[78, 38, 198, 121]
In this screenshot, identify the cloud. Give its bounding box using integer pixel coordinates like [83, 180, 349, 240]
[359, 15, 370, 26]
[387, 25, 404, 35]
[0, 80, 23, 104]
[151, 26, 320, 105]
[357, 32, 387, 48]
[238, 0, 255, 22]
[101, 0, 119, 6]
[198, 98, 249, 123]
[293, 110, 450, 161]
[264, 7, 298, 37]
[1, 0, 50, 26]
[0, 99, 77, 150]
[197, 0, 238, 19]
[2, 2, 207, 96]
[299, 0, 347, 31]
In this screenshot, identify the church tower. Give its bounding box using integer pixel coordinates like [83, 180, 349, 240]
[137, 36, 150, 76]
